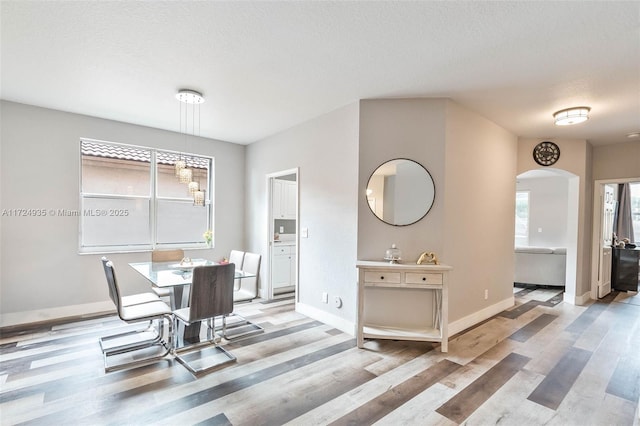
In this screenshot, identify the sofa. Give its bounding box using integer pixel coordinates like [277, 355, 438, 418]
[514, 246, 566, 287]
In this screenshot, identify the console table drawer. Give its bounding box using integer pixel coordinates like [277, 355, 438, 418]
[405, 273, 442, 285]
[364, 271, 401, 284]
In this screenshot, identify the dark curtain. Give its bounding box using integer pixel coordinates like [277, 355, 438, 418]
[614, 183, 635, 243]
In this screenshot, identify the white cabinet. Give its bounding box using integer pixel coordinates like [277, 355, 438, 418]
[356, 261, 451, 352]
[273, 179, 297, 219]
[272, 244, 296, 291]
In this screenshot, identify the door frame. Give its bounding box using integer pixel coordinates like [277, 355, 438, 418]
[590, 177, 640, 299]
[265, 168, 299, 301]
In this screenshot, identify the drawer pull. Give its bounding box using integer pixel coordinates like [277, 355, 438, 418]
[380, 276, 384, 280]
[422, 277, 426, 281]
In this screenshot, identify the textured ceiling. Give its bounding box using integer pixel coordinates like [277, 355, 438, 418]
[1, 1, 639, 145]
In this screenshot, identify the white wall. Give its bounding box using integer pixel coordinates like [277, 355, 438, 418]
[245, 102, 360, 331]
[516, 175, 569, 247]
[0, 101, 246, 325]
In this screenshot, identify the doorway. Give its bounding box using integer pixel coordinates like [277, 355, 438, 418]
[266, 169, 299, 301]
[515, 169, 580, 300]
[591, 177, 640, 299]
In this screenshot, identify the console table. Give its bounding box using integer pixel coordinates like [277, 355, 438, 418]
[356, 261, 452, 352]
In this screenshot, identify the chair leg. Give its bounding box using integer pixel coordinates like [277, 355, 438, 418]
[173, 315, 236, 375]
[217, 313, 264, 340]
[103, 315, 173, 373]
[99, 319, 164, 355]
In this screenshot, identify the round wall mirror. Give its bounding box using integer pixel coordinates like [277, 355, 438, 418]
[366, 158, 435, 226]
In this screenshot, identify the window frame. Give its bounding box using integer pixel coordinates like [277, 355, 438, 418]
[515, 190, 530, 246]
[79, 138, 213, 254]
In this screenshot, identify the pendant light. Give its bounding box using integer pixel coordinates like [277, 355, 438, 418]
[188, 180, 199, 195]
[194, 188, 206, 207]
[175, 89, 205, 185]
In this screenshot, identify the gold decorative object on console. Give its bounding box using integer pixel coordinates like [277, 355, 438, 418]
[417, 251, 438, 265]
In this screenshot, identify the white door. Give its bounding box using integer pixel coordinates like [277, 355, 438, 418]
[598, 185, 615, 298]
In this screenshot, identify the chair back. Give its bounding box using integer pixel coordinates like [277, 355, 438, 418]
[152, 249, 185, 262]
[101, 259, 125, 319]
[229, 250, 245, 269]
[188, 263, 235, 322]
[101, 257, 117, 305]
[241, 252, 261, 290]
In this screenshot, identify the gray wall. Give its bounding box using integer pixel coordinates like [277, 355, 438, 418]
[250, 97, 517, 331]
[0, 101, 246, 320]
[245, 102, 360, 325]
[443, 100, 518, 323]
[358, 99, 447, 261]
[592, 141, 640, 181]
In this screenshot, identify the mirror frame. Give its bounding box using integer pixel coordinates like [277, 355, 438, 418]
[365, 158, 436, 226]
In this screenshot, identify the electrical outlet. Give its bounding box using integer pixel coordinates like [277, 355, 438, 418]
[334, 296, 343, 308]
[322, 292, 328, 303]
[484, 289, 489, 300]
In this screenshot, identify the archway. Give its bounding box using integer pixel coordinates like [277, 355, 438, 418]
[515, 168, 580, 302]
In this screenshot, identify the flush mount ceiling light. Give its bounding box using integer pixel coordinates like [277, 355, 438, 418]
[553, 106, 591, 126]
[626, 132, 640, 139]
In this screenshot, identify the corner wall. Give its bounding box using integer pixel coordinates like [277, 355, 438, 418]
[357, 99, 517, 326]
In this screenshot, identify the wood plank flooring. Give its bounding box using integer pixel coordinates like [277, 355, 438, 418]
[1, 289, 639, 425]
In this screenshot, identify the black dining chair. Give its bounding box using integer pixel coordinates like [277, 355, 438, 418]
[100, 259, 173, 372]
[173, 263, 236, 375]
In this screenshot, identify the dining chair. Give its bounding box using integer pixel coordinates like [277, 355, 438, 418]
[223, 252, 264, 340]
[100, 256, 165, 354]
[101, 257, 160, 307]
[173, 263, 236, 375]
[151, 249, 185, 303]
[100, 260, 173, 372]
[233, 252, 260, 302]
[229, 250, 245, 291]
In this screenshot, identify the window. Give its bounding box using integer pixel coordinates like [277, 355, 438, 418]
[630, 182, 640, 243]
[515, 191, 529, 246]
[80, 139, 212, 253]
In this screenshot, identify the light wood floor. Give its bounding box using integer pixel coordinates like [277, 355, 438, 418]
[1, 288, 639, 425]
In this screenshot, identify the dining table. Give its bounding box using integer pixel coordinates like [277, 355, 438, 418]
[129, 258, 256, 345]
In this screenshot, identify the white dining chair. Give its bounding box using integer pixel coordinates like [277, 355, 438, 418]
[100, 260, 173, 372]
[233, 252, 260, 302]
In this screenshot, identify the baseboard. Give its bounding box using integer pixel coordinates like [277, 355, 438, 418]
[448, 296, 515, 336]
[563, 290, 592, 306]
[295, 302, 355, 336]
[0, 300, 115, 329]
